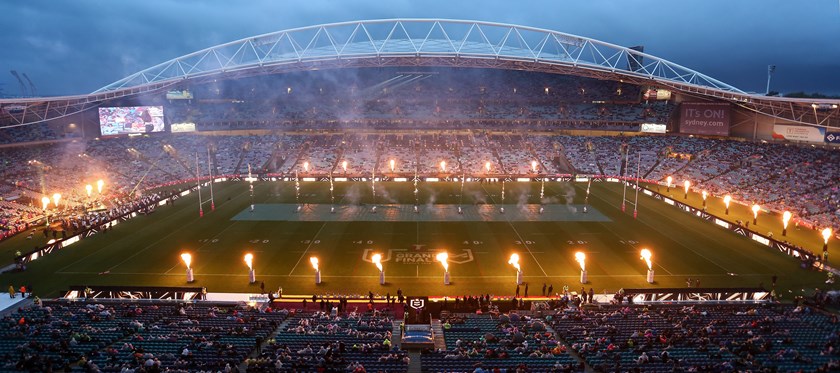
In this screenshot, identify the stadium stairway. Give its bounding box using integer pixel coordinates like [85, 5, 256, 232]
[238, 311, 294, 372]
[556, 150, 576, 174]
[392, 319, 404, 348]
[408, 351, 422, 373]
[430, 319, 446, 350]
[642, 155, 663, 179]
[544, 320, 592, 372]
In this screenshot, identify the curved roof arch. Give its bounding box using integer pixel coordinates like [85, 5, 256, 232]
[2, 19, 838, 128]
[94, 19, 745, 94]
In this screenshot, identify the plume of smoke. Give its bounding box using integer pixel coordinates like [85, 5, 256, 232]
[377, 185, 398, 204]
[344, 183, 363, 205]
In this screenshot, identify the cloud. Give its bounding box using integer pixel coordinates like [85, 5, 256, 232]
[0, 0, 837, 95]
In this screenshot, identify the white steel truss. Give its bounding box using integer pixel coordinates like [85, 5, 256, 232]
[93, 19, 744, 94]
[1, 19, 838, 128]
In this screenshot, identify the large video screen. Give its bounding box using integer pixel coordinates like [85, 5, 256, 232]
[98, 106, 165, 136]
[679, 102, 730, 136]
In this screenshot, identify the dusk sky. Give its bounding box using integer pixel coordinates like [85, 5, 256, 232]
[1, 0, 838, 97]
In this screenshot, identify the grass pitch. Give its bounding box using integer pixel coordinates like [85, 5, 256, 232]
[1, 180, 836, 299]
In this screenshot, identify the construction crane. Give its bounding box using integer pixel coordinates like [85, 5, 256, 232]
[9, 70, 28, 96]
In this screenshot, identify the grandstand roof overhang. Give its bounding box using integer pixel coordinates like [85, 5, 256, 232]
[2, 19, 838, 128]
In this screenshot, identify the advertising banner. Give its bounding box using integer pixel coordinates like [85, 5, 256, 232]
[679, 102, 731, 136]
[640, 123, 667, 133]
[772, 125, 826, 143]
[825, 132, 840, 144]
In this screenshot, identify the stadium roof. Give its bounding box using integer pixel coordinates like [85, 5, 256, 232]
[1, 19, 838, 128]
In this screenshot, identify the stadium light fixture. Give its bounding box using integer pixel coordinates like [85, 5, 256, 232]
[575, 252, 587, 284]
[723, 195, 732, 215]
[436, 252, 450, 285]
[181, 253, 194, 282]
[751, 204, 760, 225]
[508, 253, 522, 285]
[244, 253, 255, 284]
[640, 249, 654, 283]
[310, 257, 321, 284]
[371, 253, 384, 285]
[782, 211, 792, 236]
[683, 180, 690, 199]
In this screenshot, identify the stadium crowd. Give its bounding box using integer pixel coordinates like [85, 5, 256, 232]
[0, 128, 837, 245]
[2, 295, 839, 372]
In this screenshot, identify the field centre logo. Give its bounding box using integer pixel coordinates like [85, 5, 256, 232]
[362, 246, 474, 264]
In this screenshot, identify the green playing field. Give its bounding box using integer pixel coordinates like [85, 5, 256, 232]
[1, 180, 836, 299]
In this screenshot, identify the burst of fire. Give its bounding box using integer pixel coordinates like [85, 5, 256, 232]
[181, 253, 192, 269]
[751, 204, 760, 219]
[640, 249, 652, 270]
[97, 179, 104, 194]
[782, 211, 792, 228]
[310, 257, 319, 271]
[823, 228, 833, 244]
[485, 161, 491, 172]
[531, 161, 537, 172]
[303, 161, 309, 172]
[702, 190, 708, 200]
[244, 253, 253, 270]
[41, 196, 50, 210]
[508, 253, 521, 272]
[371, 253, 383, 272]
[684, 180, 690, 193]
[342, 161, 348, 171]
[440, 161, 446, 172]
[52, 193, 61, 207]
[436, 252, 449, 272]
[666, 176, 673, 187]
[85, 184, 93, 197]
[723, 195, 732, 208]
[389, 159, 395, 172]
[575, 252, 586, 271]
